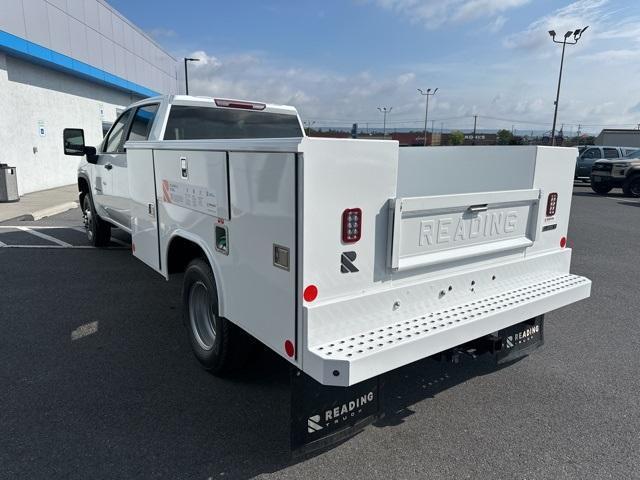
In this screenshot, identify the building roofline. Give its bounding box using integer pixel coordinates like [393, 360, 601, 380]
[0, 29, 158, 98]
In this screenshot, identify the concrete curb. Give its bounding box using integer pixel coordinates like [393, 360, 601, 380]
[4, 201, 79, 222]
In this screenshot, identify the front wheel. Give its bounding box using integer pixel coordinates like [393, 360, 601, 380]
[590, 181, 612, 195]
[622, 175, 640, 198]
[82, 194, 111, 246]
[182, 258, 252, 374]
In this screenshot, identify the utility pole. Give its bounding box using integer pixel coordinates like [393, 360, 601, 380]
[305, 120, 316, 136]
[183, 57, 200, 95]
[472, 115, 478, 145]
[577, 124, 581, 145]
[377, 106, 392, 137]
[548, 26, 588, 146]
[417, 88, 438, 146]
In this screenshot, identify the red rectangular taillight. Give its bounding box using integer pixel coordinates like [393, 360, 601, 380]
[546, 192, 558, 216]
[342, 208, 362, 243]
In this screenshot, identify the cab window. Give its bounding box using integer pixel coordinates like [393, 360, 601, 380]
[127, 104, 160, 142]
[603, 148, 619, 159]
[581, 148, 601, 159]
[103, 110, 133, 153]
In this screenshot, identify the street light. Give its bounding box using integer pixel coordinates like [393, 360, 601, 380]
[184, 57, 200, 95]
[548, 26, 588, 146]
[417, 88, 438, 146]
[377, 106, 393, 137]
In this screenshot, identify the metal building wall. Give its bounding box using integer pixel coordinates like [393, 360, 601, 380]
[0, 0, 178, 95]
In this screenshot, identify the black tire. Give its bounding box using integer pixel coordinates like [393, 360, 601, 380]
[82, 193, 111, 247]
[590, 181, 612, 195]
[182, 257, 251, 374]
[622, 175, 640, 198]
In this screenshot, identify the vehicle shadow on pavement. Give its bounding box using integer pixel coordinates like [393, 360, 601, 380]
[1, 247, 522, 480]
[618, 200, 640, 207]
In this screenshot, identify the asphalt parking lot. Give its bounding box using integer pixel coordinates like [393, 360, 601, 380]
[1, 183, 639, 480]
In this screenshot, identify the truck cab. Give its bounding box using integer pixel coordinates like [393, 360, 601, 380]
[64, 95, 303, 244]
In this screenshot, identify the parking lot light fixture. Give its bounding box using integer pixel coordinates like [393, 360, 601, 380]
[418, 88, 438, 146]
[549, 25, 588, 146]
[377, 106, 393, 137]
[184, 57, 200, 95]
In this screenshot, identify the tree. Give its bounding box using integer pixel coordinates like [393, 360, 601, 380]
[449, 130, 464, 145]
[497, 129, 513, 145]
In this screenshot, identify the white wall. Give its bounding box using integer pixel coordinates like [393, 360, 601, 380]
[0, 52, 142, 195]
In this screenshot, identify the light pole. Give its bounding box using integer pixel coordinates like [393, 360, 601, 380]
[184, 57, 200, 95]
[377, 106, 392, 137]
[417, 88, 438, 146]
[548, 26, 588, 146]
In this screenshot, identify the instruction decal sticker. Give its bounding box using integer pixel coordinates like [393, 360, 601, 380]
[161, 179, 218, 217]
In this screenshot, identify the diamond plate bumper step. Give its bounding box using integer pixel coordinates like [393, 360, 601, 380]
[307, 274, 591, 386]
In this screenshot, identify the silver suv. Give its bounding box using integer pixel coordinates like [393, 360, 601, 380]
[590, 149, 640, 197]
[575, 146, 638, 179]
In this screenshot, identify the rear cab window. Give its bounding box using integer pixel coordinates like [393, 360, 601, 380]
[163, 105, 303, 140]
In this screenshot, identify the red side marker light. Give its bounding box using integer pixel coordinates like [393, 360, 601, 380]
[342, 208, 362, 243]
[546, 192, 558, 216]
[560, 236, 567, 248]
[284, 340, 295, 358]
[132, 242, 136, 252]
[303, 285, 318, 302]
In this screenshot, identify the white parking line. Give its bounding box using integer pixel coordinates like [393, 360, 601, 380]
[71, 321, 99, 340]
[0, 225, 129, 249]
[16, 226, 73, 247]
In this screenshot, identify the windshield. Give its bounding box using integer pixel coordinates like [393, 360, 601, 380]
[623, 149, 640, 159]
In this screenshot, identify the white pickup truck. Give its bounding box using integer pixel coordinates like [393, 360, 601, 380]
[63, 95, 590, 453]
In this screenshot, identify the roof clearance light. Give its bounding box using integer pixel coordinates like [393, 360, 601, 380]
[342, 208, 362, 243]
[546, 192, 558, 216]
[214, 98, 266, 110]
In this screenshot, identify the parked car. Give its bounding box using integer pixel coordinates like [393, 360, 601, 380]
[575, 145, 638, 180]
[590, 149, 640, 197]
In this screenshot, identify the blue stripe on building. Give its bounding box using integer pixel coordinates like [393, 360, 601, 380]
[0, 29, 158, 98]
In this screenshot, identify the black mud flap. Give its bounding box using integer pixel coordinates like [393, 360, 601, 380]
[290, 370, 384, 457]
[496, 315, 544, 364]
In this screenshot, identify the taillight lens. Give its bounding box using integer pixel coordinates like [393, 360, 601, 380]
[546, 192, 558, 216]
[342, 208, 362, 243]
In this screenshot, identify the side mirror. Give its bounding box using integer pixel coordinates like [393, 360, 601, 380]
[63, 128, 86, 156]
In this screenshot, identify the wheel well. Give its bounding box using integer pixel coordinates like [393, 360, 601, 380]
[167, 236, 207, 275]
[78, 177, 89, 205]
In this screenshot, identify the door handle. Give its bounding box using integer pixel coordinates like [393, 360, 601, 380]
[467, 204, 488, 213]
[104, 163, 113, 170]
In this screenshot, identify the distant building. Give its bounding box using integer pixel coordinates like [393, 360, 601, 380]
[1, 0, 178, 194]
[595, 129, 640, 148]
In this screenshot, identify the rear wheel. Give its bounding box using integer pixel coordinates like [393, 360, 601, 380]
[590, 181, 612, 195]
[622, 175, 640, 198]
[82, 194, 111, 246]
[182, 257, 252, 374]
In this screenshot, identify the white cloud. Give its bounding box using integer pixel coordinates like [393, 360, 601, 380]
[363, 0, 530, 29]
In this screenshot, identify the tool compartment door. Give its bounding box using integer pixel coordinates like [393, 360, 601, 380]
[389, 188, 540, 271]
[128, 148, 161, 272]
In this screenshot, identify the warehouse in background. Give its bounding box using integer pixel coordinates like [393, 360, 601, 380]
[595, 129, 640, 148]
[0, 0, 178, 195]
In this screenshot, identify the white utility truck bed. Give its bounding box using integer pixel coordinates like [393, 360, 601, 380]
[64, 95, 590, 454]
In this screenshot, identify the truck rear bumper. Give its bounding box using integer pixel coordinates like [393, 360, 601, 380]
[303, 271, 590, 386]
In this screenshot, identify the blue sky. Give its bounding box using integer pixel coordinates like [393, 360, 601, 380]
[110, 0, 640, 134]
